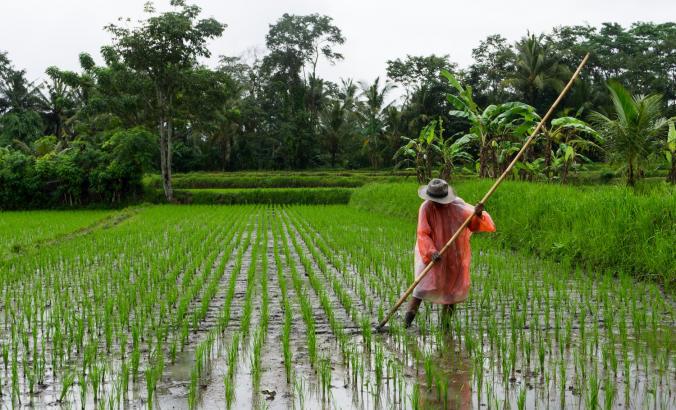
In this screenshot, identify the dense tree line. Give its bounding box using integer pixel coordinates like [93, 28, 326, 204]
[1, 0, 674, 206]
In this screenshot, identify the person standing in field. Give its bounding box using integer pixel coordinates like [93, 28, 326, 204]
[404, 178, 496, 328]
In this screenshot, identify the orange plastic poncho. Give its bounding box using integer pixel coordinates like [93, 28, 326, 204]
[413, 198, 495, 305]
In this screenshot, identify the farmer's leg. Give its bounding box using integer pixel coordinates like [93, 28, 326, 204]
[441, 304, 456, 331]
[404, 297, 422, 328]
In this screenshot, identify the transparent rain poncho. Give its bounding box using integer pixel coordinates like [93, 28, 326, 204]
[412, 198, 496, 305]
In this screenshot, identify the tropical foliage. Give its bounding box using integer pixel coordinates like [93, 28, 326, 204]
[590, 82, 672, 185]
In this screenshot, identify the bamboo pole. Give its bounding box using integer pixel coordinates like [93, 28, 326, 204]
[376, 53, 590, 331]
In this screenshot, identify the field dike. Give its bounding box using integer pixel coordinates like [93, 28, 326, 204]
[0, 204, 673, 409]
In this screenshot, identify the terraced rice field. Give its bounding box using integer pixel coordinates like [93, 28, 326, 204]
[0, 205, 673, 409]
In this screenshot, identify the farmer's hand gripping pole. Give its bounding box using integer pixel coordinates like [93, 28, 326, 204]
[376, 53, 590, 331]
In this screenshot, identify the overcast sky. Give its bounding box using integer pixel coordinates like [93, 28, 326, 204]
[2, 0, 675, 88]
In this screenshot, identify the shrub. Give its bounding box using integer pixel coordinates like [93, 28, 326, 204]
[0, 126, 156, 209]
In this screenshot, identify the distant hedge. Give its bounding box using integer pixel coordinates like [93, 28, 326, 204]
[351, 181, 676, 288]
[147, 188, 353, 205]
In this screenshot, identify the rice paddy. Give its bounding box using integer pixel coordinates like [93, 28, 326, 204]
[0, 204, 673, 409]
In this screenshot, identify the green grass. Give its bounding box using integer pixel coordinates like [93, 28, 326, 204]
[146, 187, 353, 205]
[0, 210, 110, 258]
[350, 180, 676, 288]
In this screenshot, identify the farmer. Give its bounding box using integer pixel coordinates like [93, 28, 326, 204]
[404, 178, 495, 328]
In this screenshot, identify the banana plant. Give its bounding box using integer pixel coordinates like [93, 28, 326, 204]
[393, 120, 440, 184]
[438, 133, 474, 181]
[665, 121, 676, 184]
[442, 70, 539, 178]
[555, 142, 593, 183]
[513, 158, 545, 181]
[541, 116, 601, 179]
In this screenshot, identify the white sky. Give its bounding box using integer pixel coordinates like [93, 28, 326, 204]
[1, 0, 675, 89]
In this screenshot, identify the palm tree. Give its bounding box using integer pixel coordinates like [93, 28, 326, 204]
[383, 105, 404, 165]
[0, 69, 44, 145]
[318, 79, 360, 167]
[320, 99, 347, 167]
[0, 69, 42, 114]
[506, 34, 570, 110]
[590, 82, 670, 186]
[359, 77, 395, 168]
[37, 67, 78, 141]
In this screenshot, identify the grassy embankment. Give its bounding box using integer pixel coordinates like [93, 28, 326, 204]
[144, 171, 413, 204]
[145, 187, 353, 205]
[351, 181, 675, 289]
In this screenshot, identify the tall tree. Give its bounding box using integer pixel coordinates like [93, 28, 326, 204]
[266, 13, 345, 82]
[262, 13, 345, 168]
[37, 67, 78, 141]
[0, 68, 43, 145]
[359, 77, 395, 168]
[105, 0, 226, 201]
[507, 34, 570, 112]
[464, 35, 516, 105]
[387, 54, 458, 138]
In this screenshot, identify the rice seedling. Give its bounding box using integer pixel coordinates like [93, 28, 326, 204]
[318, 356, 333, 398]
[586, 371, 600, 410]
[517, 386, 527, 410]
[294, 377, 307, 409]
[410, 382, 421, 410]
[603, 375, 615, 410]
[282, 300, 293, 383]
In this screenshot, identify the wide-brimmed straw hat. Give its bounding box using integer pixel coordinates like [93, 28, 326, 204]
[418, 178, 456, 204]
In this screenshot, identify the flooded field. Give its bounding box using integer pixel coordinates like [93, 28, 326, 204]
[0, 205, 673, 409]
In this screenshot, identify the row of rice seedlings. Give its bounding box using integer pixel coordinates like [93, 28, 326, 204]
[279, 212, 360, 401]
[292, 205, 675, 408]
[286, 208, 380, 316]
[276, 211, 376, 406]
[186, 212, 255, 409]
[276, 217, 319, 368]
[287, 207, 442, 405]
[283, 209, 364, 340]
[271, 208, 295, 384]
[251, 210, 270, 403]
[221, 209, 264, 409]
[292, 209, 446, 361]
[0, 206, 252, 408]
[285, 207, 422, 408]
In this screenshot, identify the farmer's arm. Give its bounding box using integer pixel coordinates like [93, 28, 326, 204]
[417, 203, 437, 263]
[468, 203, 496, 232]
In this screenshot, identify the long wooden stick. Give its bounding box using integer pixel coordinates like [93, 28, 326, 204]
[376, 53, 590, 331]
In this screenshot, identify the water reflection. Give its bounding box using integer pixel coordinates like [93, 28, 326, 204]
[408, 331, 473, 409]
